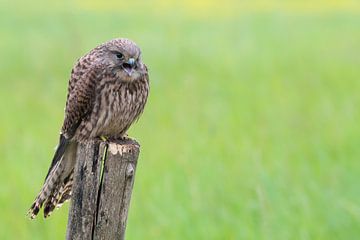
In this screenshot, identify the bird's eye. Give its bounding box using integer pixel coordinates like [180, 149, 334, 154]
[115, 52, 124, 59]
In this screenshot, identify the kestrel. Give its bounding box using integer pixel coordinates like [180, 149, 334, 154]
[28, 38, 149, 218]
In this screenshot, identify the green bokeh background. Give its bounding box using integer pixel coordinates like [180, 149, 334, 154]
[1, 0, 360, 239]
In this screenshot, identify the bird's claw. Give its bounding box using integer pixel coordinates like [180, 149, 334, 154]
[100, 136, 108, 142]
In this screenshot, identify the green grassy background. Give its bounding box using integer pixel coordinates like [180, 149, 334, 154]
[1, 0, 360, 239]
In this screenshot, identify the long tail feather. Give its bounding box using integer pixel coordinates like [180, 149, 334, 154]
[28, 140, 77, 219]
[43, 170, 74, 218]
[28, 159, 64, 219]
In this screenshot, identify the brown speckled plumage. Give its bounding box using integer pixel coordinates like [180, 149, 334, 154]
[28, 38, 149, 219]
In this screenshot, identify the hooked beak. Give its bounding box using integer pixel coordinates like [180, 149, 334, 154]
[122, 58, 135, 76]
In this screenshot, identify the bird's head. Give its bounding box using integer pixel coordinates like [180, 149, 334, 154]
[99, 38, 147, 82]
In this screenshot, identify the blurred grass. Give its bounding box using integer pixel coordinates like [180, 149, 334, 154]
[1, 0, 360, 239]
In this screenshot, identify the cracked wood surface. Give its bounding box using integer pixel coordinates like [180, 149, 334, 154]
[66, 139, 140, 240]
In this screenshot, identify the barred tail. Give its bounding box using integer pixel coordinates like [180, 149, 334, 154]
[28, 159, 64, 218]
[43, 170, 74, 217]
[28, 140, 77, 219]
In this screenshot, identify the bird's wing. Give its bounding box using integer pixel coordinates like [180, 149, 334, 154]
[62, 64, 100, 138]
[45, 64, 101, 178]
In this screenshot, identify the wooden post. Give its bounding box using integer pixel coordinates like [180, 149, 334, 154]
[66, 139, 140, 240]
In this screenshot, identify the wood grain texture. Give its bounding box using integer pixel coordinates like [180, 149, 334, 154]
[66, 139, 140, 240]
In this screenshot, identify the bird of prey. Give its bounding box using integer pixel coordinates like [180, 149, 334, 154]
[28, 38, 149, 219]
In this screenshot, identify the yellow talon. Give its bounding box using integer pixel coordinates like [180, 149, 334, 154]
[100, 136, 107, 142]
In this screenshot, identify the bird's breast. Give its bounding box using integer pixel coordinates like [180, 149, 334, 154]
[93, 80, 148, 138]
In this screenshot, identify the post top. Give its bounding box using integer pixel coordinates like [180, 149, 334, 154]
[104, 138, 140, 156]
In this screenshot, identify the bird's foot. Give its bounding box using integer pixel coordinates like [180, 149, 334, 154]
[97, 136, 109, 144]
[98, 135, 135, 144]
[106, 134, 134, 144]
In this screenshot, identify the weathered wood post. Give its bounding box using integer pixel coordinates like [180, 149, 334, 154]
[66, 139, 140, 240]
